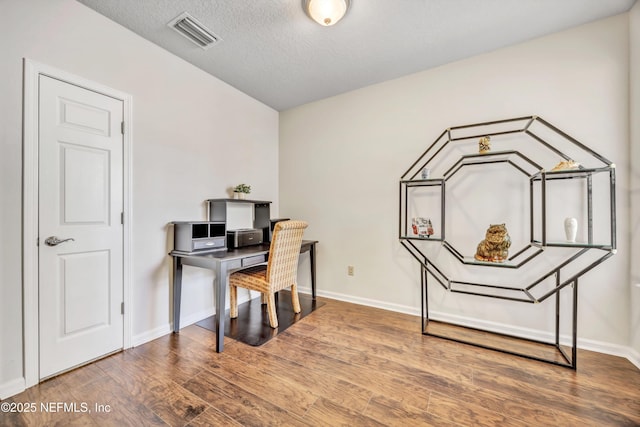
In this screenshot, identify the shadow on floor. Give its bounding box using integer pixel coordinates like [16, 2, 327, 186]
[196, 290, 325, 346]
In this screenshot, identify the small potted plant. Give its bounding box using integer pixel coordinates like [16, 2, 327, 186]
[233, 184, 251, 200]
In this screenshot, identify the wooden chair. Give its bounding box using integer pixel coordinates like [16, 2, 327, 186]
[229, 220, 308, 328]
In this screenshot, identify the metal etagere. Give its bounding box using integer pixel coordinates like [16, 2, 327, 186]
[399, 115, 616, 369]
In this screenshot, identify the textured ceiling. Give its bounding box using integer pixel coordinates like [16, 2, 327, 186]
[76, 0, 636, 111]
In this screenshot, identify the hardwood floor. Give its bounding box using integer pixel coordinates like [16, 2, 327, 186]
[2, 297, 639, 426]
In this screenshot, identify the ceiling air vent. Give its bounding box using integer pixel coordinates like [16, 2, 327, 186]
[168, 12, 221, 50]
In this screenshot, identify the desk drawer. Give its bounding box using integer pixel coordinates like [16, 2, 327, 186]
[242, 255, 267, 267]
[192, 237, 225, 251]
[226, 259, 242, 270]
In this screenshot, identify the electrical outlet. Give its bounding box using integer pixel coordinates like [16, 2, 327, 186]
[348, 266, 354, 276]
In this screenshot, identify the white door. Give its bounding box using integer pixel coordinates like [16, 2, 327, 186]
[38, 75, 124, 379]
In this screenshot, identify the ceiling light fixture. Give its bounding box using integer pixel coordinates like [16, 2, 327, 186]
[303, 0, 350, 26]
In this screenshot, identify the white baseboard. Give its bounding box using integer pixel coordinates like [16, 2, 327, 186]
[309, 288, 420, 316]
[430, 310, 555, 341]
[313, 288, 640, 368]
[429, 310, 636, 359]
[178, 307, 216, 330]
[132, 324, 172, 347]
[575, 337, 637, 363]
[628, 348, 640, 370]
[132, 307, 215, 347]
[0, 377, 26, 400]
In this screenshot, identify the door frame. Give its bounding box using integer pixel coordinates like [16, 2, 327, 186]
[22, 59, 133, 388]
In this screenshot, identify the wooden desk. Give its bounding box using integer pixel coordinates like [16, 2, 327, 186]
[170, 240, 317, 352]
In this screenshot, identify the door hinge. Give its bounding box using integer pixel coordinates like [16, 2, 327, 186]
[121, 121, 125, 135]
[36, 237, 39, 246]
[121, 212, 124, 225]
[121, 302, 125, 315]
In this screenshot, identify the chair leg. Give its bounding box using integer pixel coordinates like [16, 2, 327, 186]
[291, 284, 301, 314]
[230, 285, 238, 318]
[265, 292, 279, 328]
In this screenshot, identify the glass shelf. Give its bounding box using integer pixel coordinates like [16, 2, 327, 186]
[401, 178, 444, 186]
[535, 240, 614, 250]
[459, 256, 520, 269]
[531, 166, 613, 181]
[400, 235, 444, 242]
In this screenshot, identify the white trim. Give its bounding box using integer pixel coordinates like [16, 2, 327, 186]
[428, 310, 636, 357]
[628, 348, 640, 370]
[0, 377, 26, 400]
[312, 287, 640, 368]
[179, 307, 216, 330]
[22, 59, 133, 388]
[428, 310, 556, 343]
[22, 58, 40, 389]
[132, 288, 255, 348]
[132, 307, 216, 347]
[122, 87, 134, 350]
[132, 325, 172, 348]
[307, 287, 420, 316]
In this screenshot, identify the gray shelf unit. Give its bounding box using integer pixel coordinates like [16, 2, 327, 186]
[207, 198, 273, 243]
[172, 221, 227, 253]
[399, 115, 617, 369]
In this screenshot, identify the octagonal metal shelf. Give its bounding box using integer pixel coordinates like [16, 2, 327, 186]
[398, 115, 617, 368]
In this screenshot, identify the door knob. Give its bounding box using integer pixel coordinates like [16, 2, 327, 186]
[44, 236, 75, 246]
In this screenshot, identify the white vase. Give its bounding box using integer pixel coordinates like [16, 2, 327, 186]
[564, 217, 578, 243]
[234, 192, 246, 200]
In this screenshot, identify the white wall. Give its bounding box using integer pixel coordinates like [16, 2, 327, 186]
[630, 1, 640, 360]
[281, 14, 631, 353]
[0, 0, 279, 397]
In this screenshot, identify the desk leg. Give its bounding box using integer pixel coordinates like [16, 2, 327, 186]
[214, 262, 228, 352]
[172, 256, 183, 333]
[309, 242, 317, 300]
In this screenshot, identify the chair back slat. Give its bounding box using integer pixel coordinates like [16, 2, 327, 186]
[266, 220, 308, 292]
